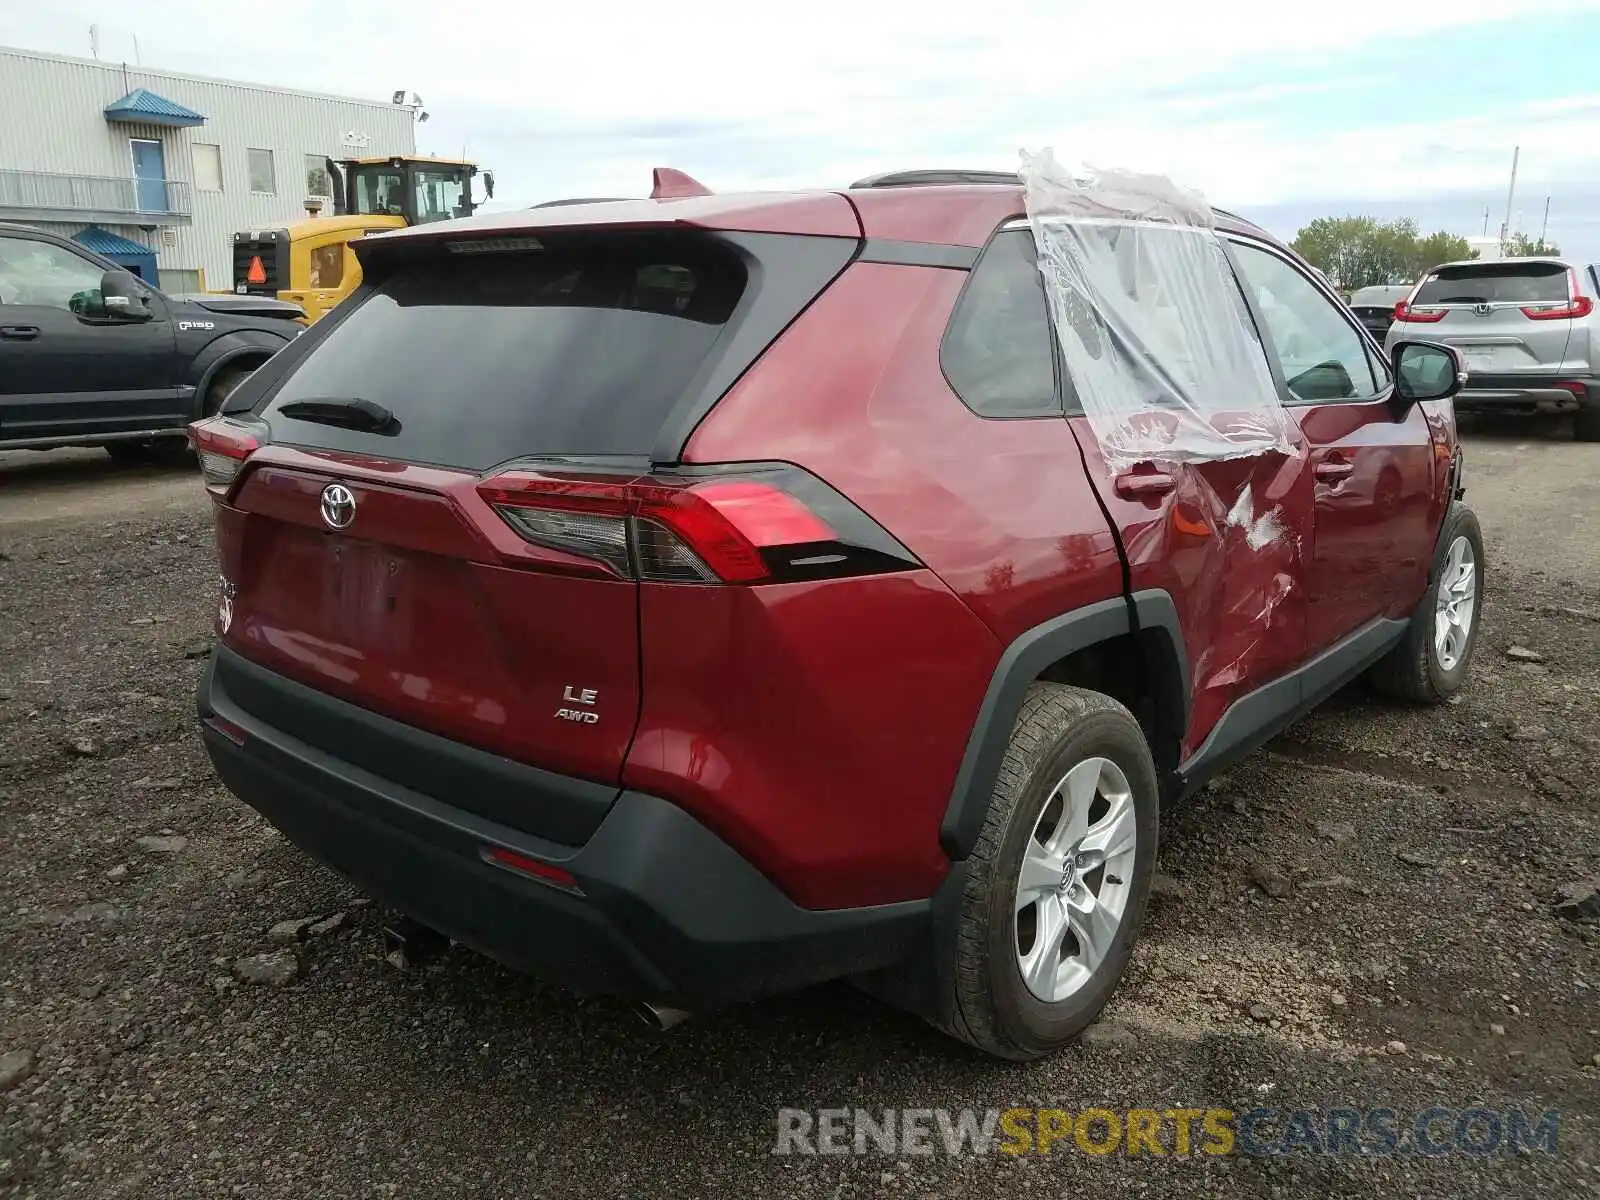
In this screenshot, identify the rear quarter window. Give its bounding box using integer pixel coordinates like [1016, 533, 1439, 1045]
[940, 229, 1061, 418]
[260, 234, 747, 470]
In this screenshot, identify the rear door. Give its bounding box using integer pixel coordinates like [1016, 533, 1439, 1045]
[1393, 260, 1587, 377]
[215, 226, 853, 808]
[1226, 237, 1439, 655]
[1049, 220, 1315, 759]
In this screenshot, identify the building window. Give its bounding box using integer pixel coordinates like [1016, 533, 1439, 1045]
[305, 154, 331, 198]
[192, 143, 223, 192]
[247, 148, 275, 194]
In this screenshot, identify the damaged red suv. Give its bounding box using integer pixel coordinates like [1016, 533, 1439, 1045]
[192, 166, 1482, 1059]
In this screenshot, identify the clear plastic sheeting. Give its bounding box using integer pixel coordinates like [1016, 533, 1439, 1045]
[1019, 149, 1297, 470]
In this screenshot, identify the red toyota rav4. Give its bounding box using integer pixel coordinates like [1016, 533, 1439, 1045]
[192, 168, 1482, 1060]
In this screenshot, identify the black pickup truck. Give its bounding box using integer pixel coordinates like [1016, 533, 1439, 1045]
[0, 223, 303, 462]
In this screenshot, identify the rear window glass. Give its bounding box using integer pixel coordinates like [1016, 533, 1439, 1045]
[261, 235, 746, 469]
[1413, 262, 1567, 305]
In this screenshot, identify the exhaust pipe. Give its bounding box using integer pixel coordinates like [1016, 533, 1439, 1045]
[635, 1002, 693, 1031]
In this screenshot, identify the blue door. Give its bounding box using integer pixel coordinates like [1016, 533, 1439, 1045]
[131, 139, 167, 213]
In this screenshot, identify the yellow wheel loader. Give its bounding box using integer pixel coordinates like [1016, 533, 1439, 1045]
[231, 156, 493, 323]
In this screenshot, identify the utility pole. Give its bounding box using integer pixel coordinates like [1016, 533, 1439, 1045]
[1539, 196, 1551, 247]
[1482, 207, 1489, 235]
[1498, 145, 1519, 253]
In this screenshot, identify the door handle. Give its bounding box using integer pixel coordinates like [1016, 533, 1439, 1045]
[1113, 470, 1176, 499]
[1314, 459, 1354, 483]
[0, 325, 40, 341]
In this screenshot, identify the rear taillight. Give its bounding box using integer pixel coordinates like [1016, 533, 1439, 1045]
[479, 463, 920, 585]
[1522, 270, 1593, 320]
[1394, 300, 1446, 324]
[187, 415, 265, 495]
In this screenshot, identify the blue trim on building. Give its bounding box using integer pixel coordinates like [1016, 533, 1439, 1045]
[104, 88, 205, 128]
[72, 226, 159, 286]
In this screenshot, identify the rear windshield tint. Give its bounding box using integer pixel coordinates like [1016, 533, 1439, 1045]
[1413, 262, 1568, 306]
[261, 235, 746, 469]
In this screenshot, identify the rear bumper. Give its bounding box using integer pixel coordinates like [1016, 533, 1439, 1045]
[198, 648, 928, 1006]
[1455, 374, 1591, 413]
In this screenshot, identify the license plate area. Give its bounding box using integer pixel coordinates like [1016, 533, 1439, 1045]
[1461, 345, 1518, 372]
[321, 536, 413, 647]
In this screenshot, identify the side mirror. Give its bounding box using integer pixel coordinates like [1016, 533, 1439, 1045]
[68, 288, 107, 318]
[99, 270, 152, 321]
[1392, 340, 1464, 404]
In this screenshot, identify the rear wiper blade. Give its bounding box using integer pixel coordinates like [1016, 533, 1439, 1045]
[276, 396, 400, 434]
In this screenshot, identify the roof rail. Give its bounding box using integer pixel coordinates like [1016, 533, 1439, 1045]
[529, 197, 631, 208]
[851, 169, 1020, 189]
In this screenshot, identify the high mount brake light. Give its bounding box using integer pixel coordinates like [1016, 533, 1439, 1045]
[1393, 299, 1445, 324]
[187, 416, 265, 494]
[1522, 270, 1593, 320]
[479, 465, 918, 585]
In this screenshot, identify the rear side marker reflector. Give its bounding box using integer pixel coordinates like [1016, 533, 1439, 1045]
[205, 716, 249, 746]
[479, 463, 921, 585]
[481, 846, 580, 892]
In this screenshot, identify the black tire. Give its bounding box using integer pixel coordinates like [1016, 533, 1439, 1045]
[1368, 504, 1485, 702]
[104, 440, 156, 465]
[1575, 396, 1600, 442]
[101, 367, 257, 467]
[205, 365, 254, 416]
[138, 366, 257, 468]
[935, 684, 1159, 1060]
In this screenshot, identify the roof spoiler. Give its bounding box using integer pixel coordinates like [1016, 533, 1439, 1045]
[650, 168, 713, 200]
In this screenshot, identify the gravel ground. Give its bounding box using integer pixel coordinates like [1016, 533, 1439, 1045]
[2, 425, 1598, 1199]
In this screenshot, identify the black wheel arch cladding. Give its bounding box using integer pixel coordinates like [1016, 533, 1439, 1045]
[940, 589, 1188, 861]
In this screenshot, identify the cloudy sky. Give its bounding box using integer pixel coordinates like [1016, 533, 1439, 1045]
[4, 1, 1599, 258]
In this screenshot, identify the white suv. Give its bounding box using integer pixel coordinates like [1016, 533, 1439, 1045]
[1387, 257, 1599, 440]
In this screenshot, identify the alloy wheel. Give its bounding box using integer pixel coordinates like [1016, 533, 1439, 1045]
[1013, 756, 1138, 1003]
[1434, 534, 1478, 672]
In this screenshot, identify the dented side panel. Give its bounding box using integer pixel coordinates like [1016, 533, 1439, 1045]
[1071, 416, 1313, 758]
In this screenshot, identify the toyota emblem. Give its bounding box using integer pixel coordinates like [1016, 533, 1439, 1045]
[320, 483, 356, 529]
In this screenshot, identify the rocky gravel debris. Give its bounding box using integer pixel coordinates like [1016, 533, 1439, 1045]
[267, 917, 319, 945]
[1248, 862, 1293, 899]
[1555, 879, 1600, 923]
[134, 833, 188, 854]
[1314, 820, 1356, 844]
[232, 950, 300, 987]
[0, 1049, 36, 1092]
[2, 433, 1597, 1197]
[1077, 1021, 1137, 1051]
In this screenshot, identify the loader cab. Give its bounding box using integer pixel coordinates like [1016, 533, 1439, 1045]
[331, 157, 494, 227]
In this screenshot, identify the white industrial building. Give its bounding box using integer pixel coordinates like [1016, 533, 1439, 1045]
[0, 46, 417, 293]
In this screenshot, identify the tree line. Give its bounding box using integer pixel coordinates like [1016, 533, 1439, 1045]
[1290, 216, 1560, 291]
